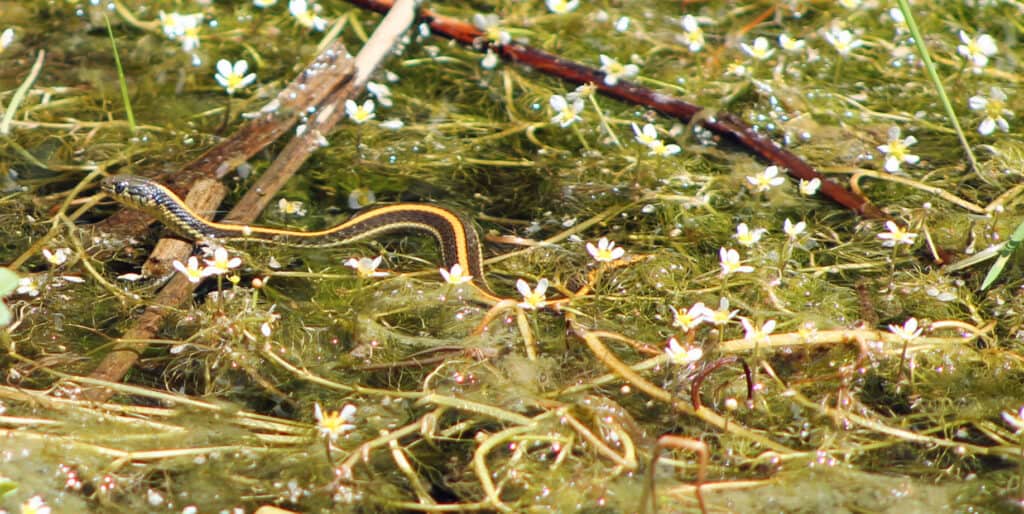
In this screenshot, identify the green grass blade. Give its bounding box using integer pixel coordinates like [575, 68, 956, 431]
[105, 14, 136, 134]
[896, 0, 977, 172]
[981, 219, 1024, 290]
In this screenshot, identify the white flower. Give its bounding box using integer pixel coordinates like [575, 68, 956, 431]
[314, 403, 357, 441]
[679, 15, 704, 52]
[838, 0, 860, 8]
[798, 178, 821, 196]
[708, 297, 738, 326]
[289, 0, 327, 31]
[719, 247, 754, 276]
[779, 34, 805, 53]
[747, 165, 786, 192]
[347, 187, 376, 209]
[877, 220, 917, 247]
[214, 59, 256, 95]
[344, 256, 389, 278]
[1001, 406, 1024, 435]
[741, 318, 776, 343]
[439, 263, 472, 285]
[648, 140, 681, 157]
[545, 0, 579, 14]
[969, 87, 1012, 136]
[549, 94, 584, 127]
[472, 13, 510, 45]
[586, 237, 625, 262]
[481, 49, 499, 69]
[42, 248, 71, 266]
[632, 123, 659, 146]
[366, 81, 393, 108]
[824, 28, 864, 56]
[16, 276, 39, 297]
[877, 127, 920, 172]
[733, 223, 766, 247]
[159, 11, 201, 39]
[516, 278, 549, 310]
[254, 0, 277, 7]
[173, 256, 206, 283]
[888, 8, 908, 34]
[888, 317, 923, 341]
[740, 36, 775, 60]
[783, 218, 806, 239]
[599, 54, 639, 86]
[665, 337, 703, 365]
[277, 198, 307, 216]
[725, 62, 749, 78]
[957, 30, 997, 69]
[203, 247, 242, 276]
[345, 99, 376, 124]
[1, 28, 14, 52]
[380, 118, 405, 130]
[20, 495, 52, 514]
[669, 302, 710, 331]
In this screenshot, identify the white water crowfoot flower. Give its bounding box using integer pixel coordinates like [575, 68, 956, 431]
[599, 54, 639, 86]
[42, 248, 71, 266]
[824, 28, 864, 57]
[277, 198, 307, 217]
[21, 495, 51, 514]
[969, 87, 1012, 136]
[314, 403, 357, 441]
[439, 263, 472, 285]
[719, 247, 754, 276]
[516, 278, 549, 310]
[214, 59, 256, 95]
[679, 15, 704, 53]
[1, 28, 14, 53]
[1002, 406, 1024, 434]
[290, 0, 328, 31]
[799, 178, 821, 196]
[783, 218, 806, 239]
[665, 337, 703, 366]
[779, 34, 805, 53]
[648, 140, 681, 157]
[173, 256, 206, 283]
[669, 302, 710, 331]
[708, 297, 739, 326]
[632, 123, 659, 146]
[472, 13, 511, 45]
[888, 317, 923, 342]
[747, 165, 786, 193]
[741, 37, 775, 61]
[545, 0, 579, 14]
[204, 247, 242, 276]
[957, 30, 997, 70]
[345, 256, 389, 278]
[741, 318, 776, 343]
[549, 94, 584, 127]
[586, 237, 625, 263]
[734, 223, 766, 247]
[877, 127, 919, 173]
[345, 99, 376, 124]
[878, 220, 917, 247]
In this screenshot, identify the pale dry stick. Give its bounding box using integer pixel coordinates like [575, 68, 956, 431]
[718, 327, 985, 354]
[388, 438, 436, 506]
[473, 423, 535, 512]
[560, 410, 637, 470]
[0, 49, 45, 135]
[642, 435, 708, 514]
[261, 348, 425, 399]
[822, 166, 986, 214]
[221, 0, 423, 221]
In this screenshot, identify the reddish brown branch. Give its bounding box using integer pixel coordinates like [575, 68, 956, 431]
[344, 0, 886, 219]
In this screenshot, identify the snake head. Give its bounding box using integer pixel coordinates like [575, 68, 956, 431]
[101, 175, 166, 209]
